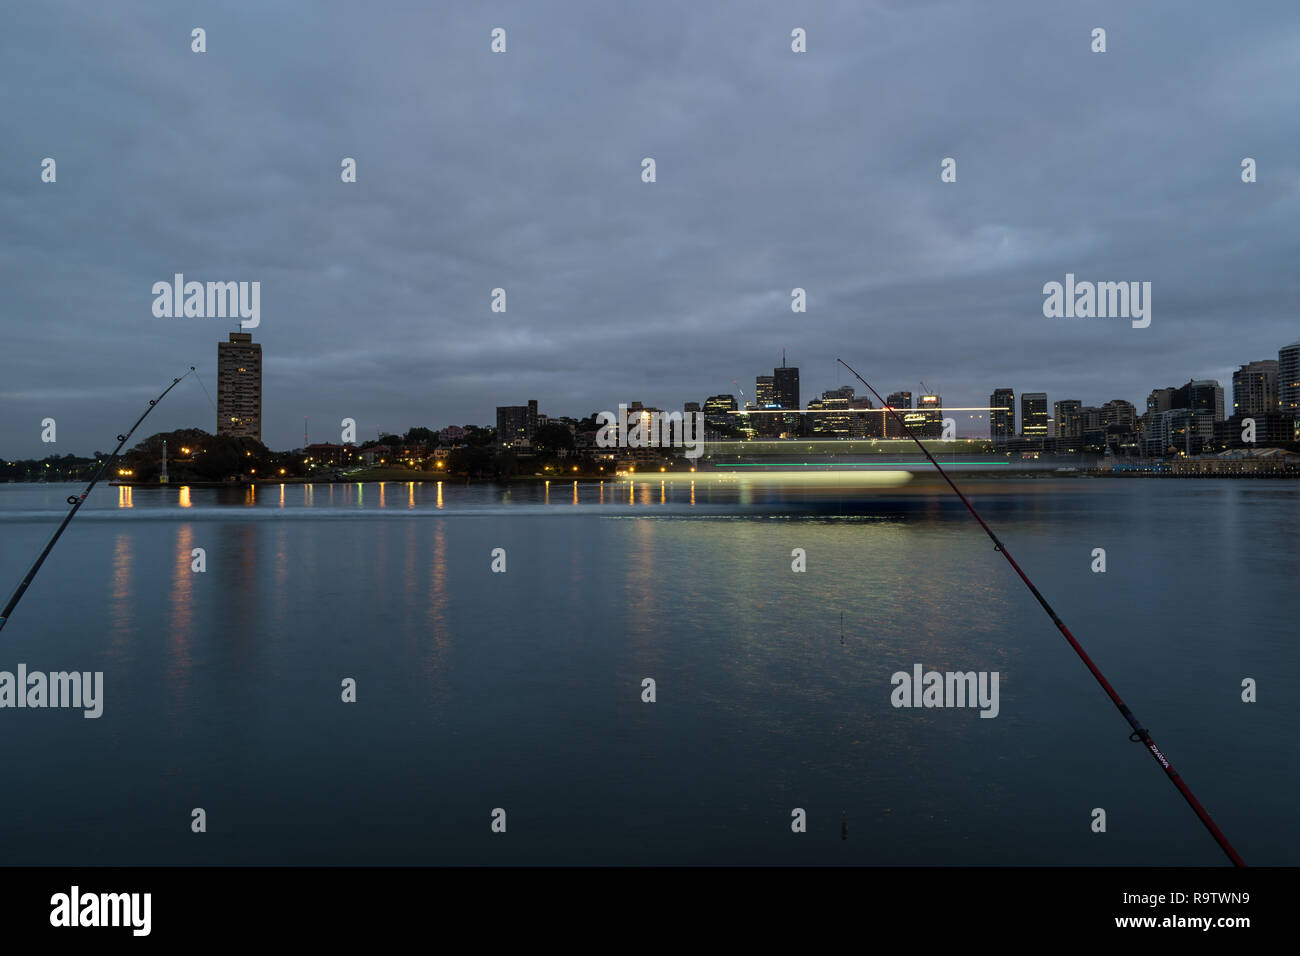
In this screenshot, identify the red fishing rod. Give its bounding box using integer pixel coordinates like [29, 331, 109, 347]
[0, 368, 195, 636]
[836, 357, 1245, 867]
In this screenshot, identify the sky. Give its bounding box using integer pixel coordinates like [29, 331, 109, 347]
[3, 0, 1299, 456]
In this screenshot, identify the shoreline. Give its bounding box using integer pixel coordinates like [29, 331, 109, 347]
[66, 469, 1297, 486]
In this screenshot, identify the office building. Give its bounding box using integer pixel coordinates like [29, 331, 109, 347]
[1280, 341, 1300, 419]
[1021, 392, 1048, 439]
[1181, 380, 1225, 421]
[810, 390, 852, 437]
[773, 363, 800, 436]
[1102, 399, 1137, 429]
[912, 393, 942, 438]
[703, 394, 738, 429]
[990, 388, 1015, 444]
[1053, 399, 1081, 440]
[1147, 388, 1176, 416]
[1233, 360, 1279, 417]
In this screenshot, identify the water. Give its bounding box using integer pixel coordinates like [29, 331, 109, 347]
[0, 478, 1294, 865]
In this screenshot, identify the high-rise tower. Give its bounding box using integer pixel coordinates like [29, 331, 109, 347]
[217, 332, 263, 441]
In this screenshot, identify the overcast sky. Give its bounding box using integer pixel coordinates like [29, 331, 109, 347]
[3, 0, 1298, 456]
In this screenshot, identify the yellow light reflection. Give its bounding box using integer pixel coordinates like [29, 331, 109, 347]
[109, 532, 133, 650]
[178, 486, 191, 508]
[168, 524, 195, 711]
[645, 470, 913, 488]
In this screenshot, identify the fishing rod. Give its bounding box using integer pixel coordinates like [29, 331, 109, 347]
[835, 357, 1245, 867]
[0, 367, 196, 636]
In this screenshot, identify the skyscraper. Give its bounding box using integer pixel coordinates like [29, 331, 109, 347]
[496, 400, 538, 447]
[1147, 387, 1176, 415]
[1279, 341, 1300, 419]
[772, 358, 800, 437]
[217, 332, 262, 441]
[886, 391, 913, 410]
[1053, 399, 1081, 440]
[812, 389, 852, 436]
[915, 393, 942, 437]
[773, 364, 799, 411]
[1102, 399, 1137, 429]
[1232, 360, 1279, 417]
[991, 388, 1015, 444]
[1021, 392, 1047, 439]
[1180, 380, 1224, 421]
[703, 394, 738, 429]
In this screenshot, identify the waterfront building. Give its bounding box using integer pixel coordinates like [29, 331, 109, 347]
[1233, 360, 1279, 417]
[217, 332, 262, 441]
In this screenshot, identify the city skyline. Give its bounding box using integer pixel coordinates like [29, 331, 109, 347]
[5, 1, 1300, 458]
[6, 330, 1300, 458]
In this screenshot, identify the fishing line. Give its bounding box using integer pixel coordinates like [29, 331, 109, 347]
[192, 367, 219, 413]
[836, 357, 1245, 867]
[0, 367, 196, 635]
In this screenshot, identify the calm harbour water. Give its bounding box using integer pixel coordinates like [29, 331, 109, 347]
[0, 477, 1295, 866]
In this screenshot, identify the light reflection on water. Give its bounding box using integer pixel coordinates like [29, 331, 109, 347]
[0, 479, 1294, 865]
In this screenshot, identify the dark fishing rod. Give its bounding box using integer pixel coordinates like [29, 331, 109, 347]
[836, 357, 1245, 867]
[0, 367, 196, 635]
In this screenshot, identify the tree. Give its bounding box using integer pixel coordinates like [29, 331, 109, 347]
[532, 423, 575, 455]
[448, 445, 495, 478]
[404, 427, 438, 446]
